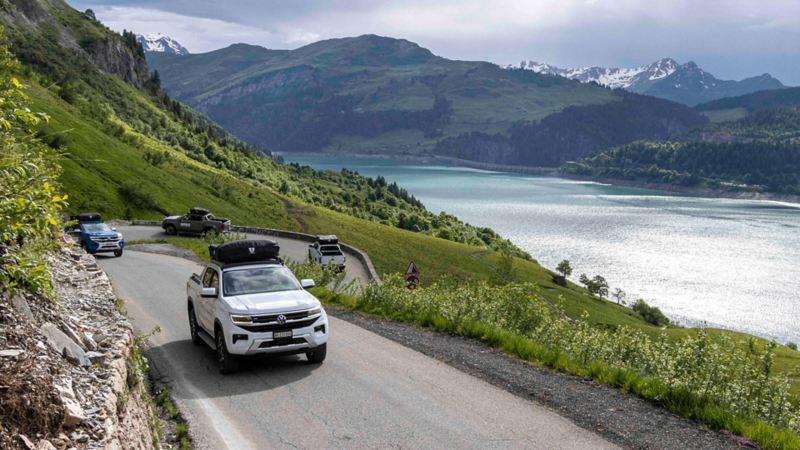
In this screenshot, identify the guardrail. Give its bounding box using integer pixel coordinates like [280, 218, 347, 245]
[129, 220, 382, 284]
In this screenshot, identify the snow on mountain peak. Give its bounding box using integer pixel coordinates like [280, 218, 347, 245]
[508, 58, 680, 90]
[136, 33, 190, 55]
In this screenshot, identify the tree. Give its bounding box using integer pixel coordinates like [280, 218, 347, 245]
[556, 260, 572, 278]
[579, 274, 593, 293]
[592, 275, 609, 298]
[612, 288, 626, 305]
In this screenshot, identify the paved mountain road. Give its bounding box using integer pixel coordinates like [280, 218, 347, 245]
[116, 225, 370, 286]
[97, 250, 616, 449]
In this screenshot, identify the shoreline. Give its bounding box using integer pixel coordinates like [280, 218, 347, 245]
[278, 151, 800, 205]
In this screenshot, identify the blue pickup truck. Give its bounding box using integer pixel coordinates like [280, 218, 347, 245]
[68, 213, 125, 257]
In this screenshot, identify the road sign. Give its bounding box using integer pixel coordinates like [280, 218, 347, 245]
[405, 261, 420, 290]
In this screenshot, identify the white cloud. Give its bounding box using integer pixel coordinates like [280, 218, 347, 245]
[76, 0, 800, 84]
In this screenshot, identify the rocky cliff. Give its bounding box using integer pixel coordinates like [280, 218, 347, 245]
[1, 0, 148, 87]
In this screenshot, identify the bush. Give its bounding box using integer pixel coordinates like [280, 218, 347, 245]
[143, 149, 170, 166]
[0, 39, 66, 296]
[35, 125, 71, 149]
[788, 342, 798, 351]
[631, 299, 670, 327]
[117, 182, 157, 210]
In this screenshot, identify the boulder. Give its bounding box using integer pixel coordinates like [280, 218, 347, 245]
[12, 294, 35, 322]
[54, 379, 87, 427]
[551, 274, 567, 287]
[40, 322, 91, 367]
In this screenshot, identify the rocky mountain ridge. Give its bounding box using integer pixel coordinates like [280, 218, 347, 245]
[136, 33, 190, 55]
[510, 58, 784, 106]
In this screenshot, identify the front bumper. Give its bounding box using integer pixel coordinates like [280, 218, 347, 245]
[87, 238, 125, 253]
[222, 311, 329, 356]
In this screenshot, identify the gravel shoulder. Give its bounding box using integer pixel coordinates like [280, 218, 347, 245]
[327, 305, 747, 450]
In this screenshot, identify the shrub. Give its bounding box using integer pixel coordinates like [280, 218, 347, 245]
[788, 342, 798, 351]
[35, 125, 71, 149]
[0, 39, 66, 296]
[143, 149, 170, 166]
[631, 299, 670, 326]
[117, 182, 157, 210]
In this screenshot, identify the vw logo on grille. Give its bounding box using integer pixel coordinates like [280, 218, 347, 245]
[276, 314, 287, 325]
[248, 247, 255, 255]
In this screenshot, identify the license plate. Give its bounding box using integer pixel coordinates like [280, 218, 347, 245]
[273, 330, 292, 339]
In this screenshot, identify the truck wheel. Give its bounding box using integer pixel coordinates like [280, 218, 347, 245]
[114, 249, 123, 257]
[164, 224, 177, 235]
[306, 343, 327, 364]
[215, 327, 239, 374]
[188, 306, 201, 346]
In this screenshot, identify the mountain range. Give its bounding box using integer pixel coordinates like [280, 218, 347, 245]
[146, 35, 706, 166]
[136, 33, 190, 55]
[510, 58, 784, 106]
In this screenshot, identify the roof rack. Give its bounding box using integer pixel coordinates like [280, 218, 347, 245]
[214, 258, 284, 270]
[315, 234, 338, 244]
[71, 213, 102, 223]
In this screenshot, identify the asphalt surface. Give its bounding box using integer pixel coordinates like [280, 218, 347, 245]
[97, 250, 617, 449]
[116, 225, 370, 286]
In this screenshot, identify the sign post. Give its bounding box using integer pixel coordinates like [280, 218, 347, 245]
[405, 261, 420, 290]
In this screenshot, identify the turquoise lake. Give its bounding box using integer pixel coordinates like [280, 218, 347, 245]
[281, 153, 800, 343]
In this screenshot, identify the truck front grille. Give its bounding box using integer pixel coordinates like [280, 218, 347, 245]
[238, 317, 319, 333]
[91, 236, 120, 243]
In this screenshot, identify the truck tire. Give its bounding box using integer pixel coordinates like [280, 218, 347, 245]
[203, 227, 213, 236]
[164, 224, 177, 235]
[306, 343, 327, 364]
[215, 327, 239, 374]
[188, 306, 201, 346]
[114, 249, 123, 257]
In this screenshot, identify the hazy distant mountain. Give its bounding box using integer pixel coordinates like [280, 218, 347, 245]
[147, 34, 706, 166]
[511, 59, 784, 106]
[136, 33, 189, 55]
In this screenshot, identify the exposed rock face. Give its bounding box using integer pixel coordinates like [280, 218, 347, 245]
[1, 0, 149, 88]
[86, 38, 149, 88]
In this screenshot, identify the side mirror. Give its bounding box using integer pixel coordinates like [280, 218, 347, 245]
[111, 227, 117, 232]
[300, 279, 315, 289]
[201, 287, 218, 298]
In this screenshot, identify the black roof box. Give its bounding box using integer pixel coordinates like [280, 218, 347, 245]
[316, 234, 338, 244]
[71, 213, 101, 223]
[190, 207, 211, 216]
[209, 239, 280, 264]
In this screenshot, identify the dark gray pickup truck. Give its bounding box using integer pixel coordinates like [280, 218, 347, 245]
[162, 207, 231, 236]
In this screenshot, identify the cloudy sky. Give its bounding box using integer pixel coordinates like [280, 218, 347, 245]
[71, 0, 799, 85]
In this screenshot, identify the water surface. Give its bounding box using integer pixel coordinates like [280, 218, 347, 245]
[282, 153, 800, 343]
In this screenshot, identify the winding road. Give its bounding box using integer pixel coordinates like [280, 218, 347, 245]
[97, 228, 616, 449]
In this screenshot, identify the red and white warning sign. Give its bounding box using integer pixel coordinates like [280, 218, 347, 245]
[405, 261, 420, 290]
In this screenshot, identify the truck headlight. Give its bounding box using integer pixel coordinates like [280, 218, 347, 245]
[230, 314, 253, 325]
[308, 307, 322, 316]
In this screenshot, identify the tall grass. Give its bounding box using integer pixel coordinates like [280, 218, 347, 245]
[324, 275, 800, 448]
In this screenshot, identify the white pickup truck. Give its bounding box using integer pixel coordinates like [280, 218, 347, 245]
[308, 235, 346, 271]
[186, 240, 329, 373]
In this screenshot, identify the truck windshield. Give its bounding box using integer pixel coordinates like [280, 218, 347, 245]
[82, 223, 111, 232]
[223, 266, 302, 296]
